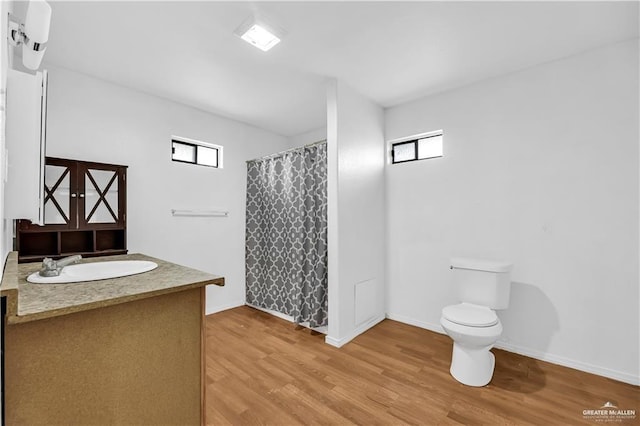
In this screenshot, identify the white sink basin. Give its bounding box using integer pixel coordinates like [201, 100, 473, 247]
[27, 260, 158, 284]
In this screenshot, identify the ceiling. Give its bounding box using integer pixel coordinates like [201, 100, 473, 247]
[16, 1, 640, 137]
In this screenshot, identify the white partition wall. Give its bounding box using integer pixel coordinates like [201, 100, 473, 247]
[326, 79, 386, 347]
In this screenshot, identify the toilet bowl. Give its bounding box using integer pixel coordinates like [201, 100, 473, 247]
[441, 257, 512, 387]
[440, 303, 503, 387]
[440, 258, 513, 386]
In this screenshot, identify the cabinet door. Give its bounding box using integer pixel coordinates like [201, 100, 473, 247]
[4, 70, 47, 224]
[78, 163, 126, 229]
[43, 158, 78, 229]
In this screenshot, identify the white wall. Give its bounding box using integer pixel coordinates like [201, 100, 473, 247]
[288, 126, 327, 147]
[326, 79, 386, 347]
[44, 65, 292, 314]
[385, 39, 639, 384]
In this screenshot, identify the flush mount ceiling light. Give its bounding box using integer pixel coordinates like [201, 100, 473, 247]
[234, 15, 284, 52]
[7, 0, 52, 70]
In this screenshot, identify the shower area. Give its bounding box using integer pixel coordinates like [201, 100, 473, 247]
[245, 141, 328, 331]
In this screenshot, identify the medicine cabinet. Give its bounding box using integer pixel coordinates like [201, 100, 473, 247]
[17, 157, 128, 263]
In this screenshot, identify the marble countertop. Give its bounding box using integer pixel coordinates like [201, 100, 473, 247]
[0, 252, 224, 324]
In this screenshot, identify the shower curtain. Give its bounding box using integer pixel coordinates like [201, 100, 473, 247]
[245, 142, 328, 328]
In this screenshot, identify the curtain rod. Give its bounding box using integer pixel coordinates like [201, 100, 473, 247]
[246, 139, 326, 164]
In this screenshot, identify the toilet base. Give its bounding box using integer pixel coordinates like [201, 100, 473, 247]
[449, 342, 496, 387]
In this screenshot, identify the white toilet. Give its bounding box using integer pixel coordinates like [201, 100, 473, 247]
[440, 257, 512, 387]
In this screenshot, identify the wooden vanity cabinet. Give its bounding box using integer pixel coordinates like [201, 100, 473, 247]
[17, 157, 127, 263]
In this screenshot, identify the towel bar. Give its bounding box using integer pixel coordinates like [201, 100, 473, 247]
[171, 209, 228, 217]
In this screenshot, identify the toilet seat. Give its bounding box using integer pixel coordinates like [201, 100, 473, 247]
[442, 303, 498, 327]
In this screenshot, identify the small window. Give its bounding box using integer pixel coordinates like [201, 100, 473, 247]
[391, 132, 443, 164]
[171, 136, 223, 168]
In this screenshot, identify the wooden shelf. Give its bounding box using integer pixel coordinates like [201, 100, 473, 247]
[18, 232, 58, 256]
[18, 229, 127, 263]
[96, 229, 126, 252]
[61, 230, 93, 254]
[60, 249, 128, 260]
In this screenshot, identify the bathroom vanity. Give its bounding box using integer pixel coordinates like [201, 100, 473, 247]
[0, 252, 224, 425]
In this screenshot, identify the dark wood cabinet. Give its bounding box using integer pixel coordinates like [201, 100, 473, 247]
[17, 157, 127, 263]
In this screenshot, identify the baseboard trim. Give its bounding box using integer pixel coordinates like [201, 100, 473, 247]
[494, 341, 639, 386]
[385, 312, 445, 335]
[325, 314, 386, 348]
[205, 300, 244, 316]
[385, 312, 639, 386]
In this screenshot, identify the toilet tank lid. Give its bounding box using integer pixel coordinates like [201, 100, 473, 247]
[450, 257, 512, 273]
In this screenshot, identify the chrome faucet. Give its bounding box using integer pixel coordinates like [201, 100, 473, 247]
[39, 255, 83, 277]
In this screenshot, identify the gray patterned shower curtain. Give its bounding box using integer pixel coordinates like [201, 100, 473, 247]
[245, 142, 328, 328]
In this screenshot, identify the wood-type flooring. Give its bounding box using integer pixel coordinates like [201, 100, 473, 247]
[205, 306, 638, 425]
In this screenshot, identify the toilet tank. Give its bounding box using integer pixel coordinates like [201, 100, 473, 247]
[451, 258, 513, 309]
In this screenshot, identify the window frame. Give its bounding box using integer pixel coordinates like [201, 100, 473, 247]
[171, 136, 223, 169]
[390, 131, 443, 165]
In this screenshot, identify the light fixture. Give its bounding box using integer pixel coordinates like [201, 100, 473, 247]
[8, 0, 52, 70]
[234, 15, 284, 52]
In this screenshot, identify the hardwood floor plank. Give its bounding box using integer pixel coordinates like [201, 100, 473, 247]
[263, 353, 335, 392]
[206, 403, 235, 426]
[329, 384, 408, 425]
[275, 383, 353, 425]
[207, 378, 251, 418]
[206, 306, 639, 425]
